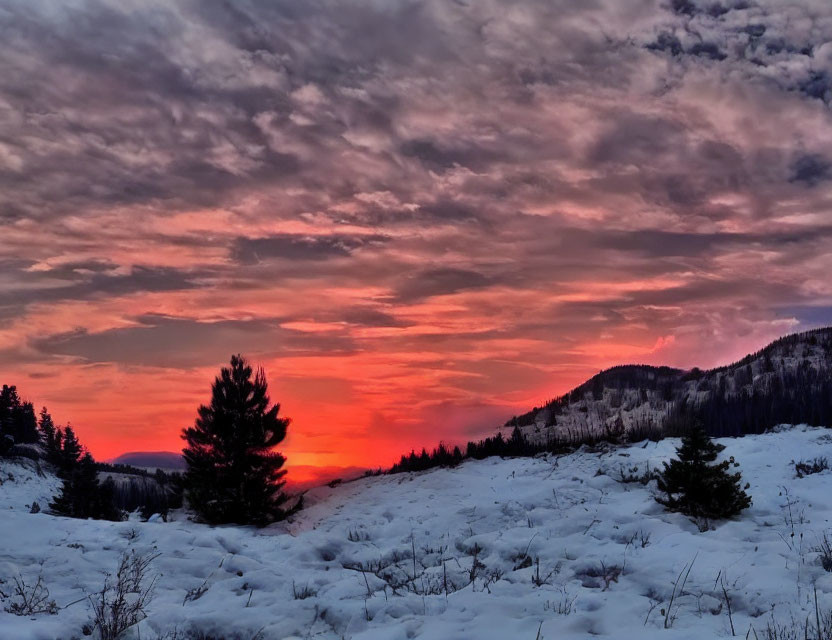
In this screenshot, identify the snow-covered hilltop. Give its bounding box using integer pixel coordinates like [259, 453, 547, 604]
[508, 327, 832, 444]
[3, 426, 832, 639]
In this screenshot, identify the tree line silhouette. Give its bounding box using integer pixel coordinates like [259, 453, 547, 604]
[389, 425, 615, 474]
[0, 386, 183, 521]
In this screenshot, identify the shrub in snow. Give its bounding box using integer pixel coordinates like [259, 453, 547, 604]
[656, 426, 751, 520]
[91, 551, 158, 640]
[1, 572, 58, 616]
[543, 586, 577, 615]
[814, 533, 832, 572]
[762, 585, 832, 639]
[616, 464, 656, 485]
[574, 561, 621, 590]
[530, 557, 558, 587]
[347, 528, 370, 542]
[793, 456, 829, 478]
[182, 354, 296, 526]
[182, 579, 210, 605]
[292, 581, 317, 599]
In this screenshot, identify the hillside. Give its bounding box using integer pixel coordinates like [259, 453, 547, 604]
[507, 327, 832, 444]
[2, 426, 832, 638]
[111, 451, 186, 471]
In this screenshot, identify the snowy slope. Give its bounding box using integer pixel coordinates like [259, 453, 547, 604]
[0, 456, 62, 513]
[509, 327, 832, 442]
[2, 426, 832, 639]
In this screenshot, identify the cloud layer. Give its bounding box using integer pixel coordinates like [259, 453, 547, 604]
[2, 0, 832, 469]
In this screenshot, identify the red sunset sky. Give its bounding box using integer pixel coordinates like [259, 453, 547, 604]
[2, 0, 832, 483]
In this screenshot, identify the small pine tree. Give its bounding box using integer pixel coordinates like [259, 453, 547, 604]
[508, 425, 528, 455]
[182, 355, 292, 526]
[656, 426, 751, 520]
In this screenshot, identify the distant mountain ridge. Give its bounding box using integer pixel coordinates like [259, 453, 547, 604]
[507, 327, 832, 443]
[111, 451, 186, 470]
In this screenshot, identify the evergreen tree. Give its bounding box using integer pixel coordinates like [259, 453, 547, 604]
[38, 407, 59, 458]
[0, 385, 39, 445]
[58, 426, 82, 477]
[0, 384, 21, 440]
[14, 401, 38, 444]
[182, 355, 292, 526]
[53, 427, 64, 463]
[508, 425, 528, 455]
[656, 426, 751, 520]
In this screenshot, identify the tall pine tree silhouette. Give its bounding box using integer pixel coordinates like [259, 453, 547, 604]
[58, 426, 82, 477]
[0, 384, 39, 445]
[656, 425, 751, 520]
[38, 407, 58, 458]
[182, 355, 291, 525]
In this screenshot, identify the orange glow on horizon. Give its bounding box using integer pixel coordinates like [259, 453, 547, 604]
[4, 0, 831, 487]
[1, 310, 800, 487]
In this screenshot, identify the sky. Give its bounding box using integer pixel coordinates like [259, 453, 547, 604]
[2, 0, 832, 480]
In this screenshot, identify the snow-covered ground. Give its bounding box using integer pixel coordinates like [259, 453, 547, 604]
[3, 426, 832, 639]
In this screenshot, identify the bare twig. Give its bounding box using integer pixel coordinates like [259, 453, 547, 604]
[665, 554, 697, 629]
[720, 572, 735, 636]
